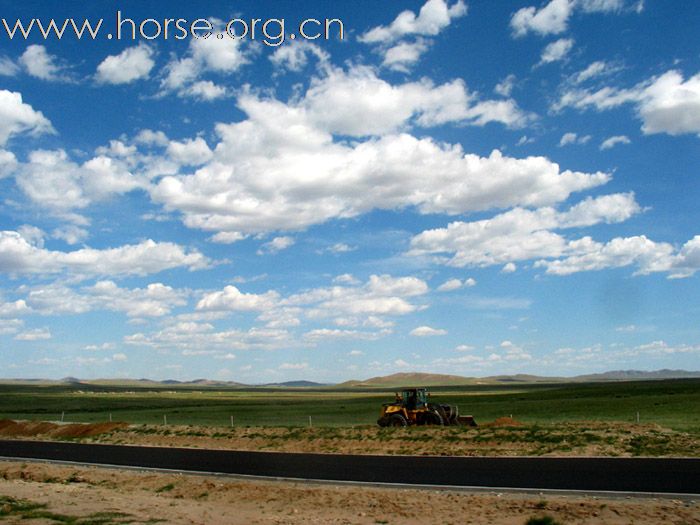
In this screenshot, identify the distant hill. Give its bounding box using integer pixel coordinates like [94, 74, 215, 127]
[572, 369, 700, 382]
[339, 372, 475, 388]
[260, 381, 330, 388]
[339, 369, 700, 388]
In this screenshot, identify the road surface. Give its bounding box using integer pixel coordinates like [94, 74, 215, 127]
[1, 440, 698, 494]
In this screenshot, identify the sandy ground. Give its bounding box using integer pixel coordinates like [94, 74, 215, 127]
[0, 460, 698, 525]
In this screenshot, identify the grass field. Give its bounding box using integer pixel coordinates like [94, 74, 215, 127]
[0, 379, 698, 433]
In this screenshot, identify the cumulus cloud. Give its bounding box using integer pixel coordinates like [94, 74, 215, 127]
[257, 236, 295, 255]
[511, 0, 632, 37]
[600, 135, 631, 150]
[19, 45, 71, 81]
[126, 323, 291, 352]
[196, 285, 279, 312]
[410, 325, 447, 336]
[554, 70, 700, 137]
[25, 281, 187, 318]
[96, 44, 155, 84]
[511, 0, 574, 37]
[0, 232, 210, 278]
[160, 33, 248, 99]
[15, 327, 51, 341]
[0, 90, 53, 146]
[15, 148, 144, 218]
[559, 132, 591, 146]
[381, 39, 431, 72]
[539, 38, 574, 64]
[436, 277, 476, 291]
[149, 72, 597, 238]
[360, 0, 467, 44]
[0, 56, 19, 76]
[408, 193, 643, 268]
[166, 137, 213, 166]
[269, 40, 329, 72]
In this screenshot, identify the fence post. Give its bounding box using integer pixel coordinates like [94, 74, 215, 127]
[308, 416, 312, 428]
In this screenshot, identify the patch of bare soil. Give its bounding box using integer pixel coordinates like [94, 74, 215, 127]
[0, 461, 698, 524]
[0, 419, 128, 438]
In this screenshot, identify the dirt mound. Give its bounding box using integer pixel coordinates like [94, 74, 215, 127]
[482, 416, 524, 427]
[0, 419, 127, 438]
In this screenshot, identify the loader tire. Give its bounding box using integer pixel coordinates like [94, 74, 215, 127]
[425, 411, 444, 426]
[389, 414, 408, 427]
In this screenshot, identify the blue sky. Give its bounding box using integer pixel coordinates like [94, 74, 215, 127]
[0, 0, 699, 382]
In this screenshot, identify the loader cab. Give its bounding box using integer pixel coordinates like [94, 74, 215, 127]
[400, 388, 428, 410]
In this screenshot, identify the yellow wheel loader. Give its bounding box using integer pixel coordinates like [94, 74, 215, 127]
[376, 387, 477, 427]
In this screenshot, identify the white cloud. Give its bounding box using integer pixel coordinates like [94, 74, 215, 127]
[579, 0, 626, 12]
[112, 353, 128, 362]
[19, 45, 68, 81]
[299, 66, 531, 136]
[0, 299, 31, 317]
[0, 318, 24, 335]
[408, 193, 642, 268]
[269, 40, 329, 72]
[495, 74, 517, 97]
[360, 0, 467, 44]
[160, 34, 248, 98]
[511, 0, 631, 38]
[559, 132, 591, 146]
[279, 362, 309, 370]
[539, 38, 574, 64]
[0, 56, 19, 76]
[437, 278, 463, 292]
[196, 285, 279, 312]
[209, 232, 247, 244]
[0, 149, 18, 178]
[410, 325, 447, 337]
[285, 274, 428, 322]
[257, 236, 295, 255]
[333, 274, 360, 285]
[126, 323, 291, 352]
[637, 70, 700, 136]
[96, 44, 155, 84]
[501, 262, 517, 273]
[150, 81, 597, 237]
[600, 135, 631, 150]
[167, 137, 213, 166]
[51, 225, 89, 245]
[0, 232, 210, 278]
[15, 327, 51, 341]
[381, 39, 431, 72]
[181, 80, 228, 101]
[0, 90, 53, 146]
[571, 61, 619, 84]
[455, 344, 475, 352]
[511, 0, 573, 37]
[325, 243, 355, 254]
[554, 70, 700, 137]
[16, 149, 144, 217]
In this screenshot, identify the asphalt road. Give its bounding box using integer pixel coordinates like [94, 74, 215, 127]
[1, 440, 699, 494]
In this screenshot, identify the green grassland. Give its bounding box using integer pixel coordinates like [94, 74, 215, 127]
[0, 379, 698, 433]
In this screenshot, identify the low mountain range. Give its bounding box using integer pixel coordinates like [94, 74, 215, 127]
[2, 369, 699, 388]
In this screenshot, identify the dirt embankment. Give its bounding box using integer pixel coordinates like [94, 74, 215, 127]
[0, 419, 127, 439]
[0, 461, 698, 524]
[1, 418, 698, 457]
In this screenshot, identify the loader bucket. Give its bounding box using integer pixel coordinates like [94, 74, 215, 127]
[456, 415, 477, 427]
